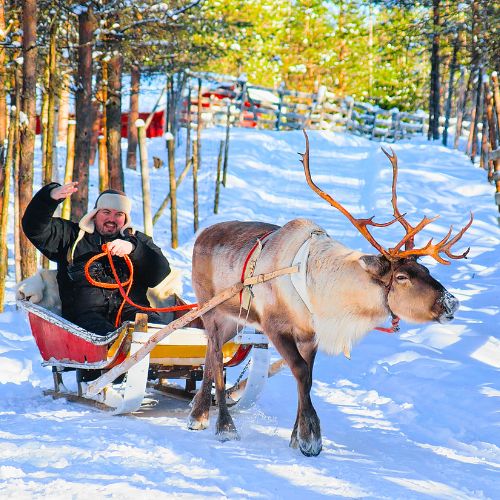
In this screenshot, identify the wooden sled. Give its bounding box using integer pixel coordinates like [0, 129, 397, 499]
[18, 298, 270, 415]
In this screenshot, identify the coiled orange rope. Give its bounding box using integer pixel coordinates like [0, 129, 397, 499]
[84, 244, 198, 327]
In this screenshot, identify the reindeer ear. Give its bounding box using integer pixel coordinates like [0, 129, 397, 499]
[358, 255, 391, 278]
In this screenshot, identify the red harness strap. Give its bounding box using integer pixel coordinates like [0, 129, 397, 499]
[374, 315, 400, 334]
[239, 230, 275, 305]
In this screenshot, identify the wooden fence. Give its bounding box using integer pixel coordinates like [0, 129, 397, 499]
[178, 74, 425, 142]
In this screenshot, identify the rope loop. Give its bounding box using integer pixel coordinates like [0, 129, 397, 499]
[83, 243, 197, 327]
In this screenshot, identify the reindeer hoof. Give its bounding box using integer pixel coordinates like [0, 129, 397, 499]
[216, 428, 240, 442]
[298, 437, 322, 457]
[216, 420, 240, 441]
[187, 413, 209, 431]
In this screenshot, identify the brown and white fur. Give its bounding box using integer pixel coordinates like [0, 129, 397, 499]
[188, 218, 459, 456]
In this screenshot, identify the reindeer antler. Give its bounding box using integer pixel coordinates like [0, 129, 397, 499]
[300, 130, 473, 265]
[300, 131, 398, 260]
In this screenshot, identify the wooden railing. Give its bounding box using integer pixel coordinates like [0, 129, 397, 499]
[178, 75, 426, 142]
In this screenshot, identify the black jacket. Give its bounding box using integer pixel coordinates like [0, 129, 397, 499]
[22, 183, 171, 326]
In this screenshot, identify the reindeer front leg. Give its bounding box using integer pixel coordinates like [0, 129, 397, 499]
[269, 332, 322, 456]
[212, 332, 240, 441]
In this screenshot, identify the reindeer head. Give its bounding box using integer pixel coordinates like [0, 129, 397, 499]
[300, 131, 473, 324]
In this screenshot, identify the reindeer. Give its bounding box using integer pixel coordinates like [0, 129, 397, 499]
[188, 132, 472, 456]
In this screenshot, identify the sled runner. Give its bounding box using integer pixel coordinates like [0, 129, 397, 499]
[18, 297, 270, 415]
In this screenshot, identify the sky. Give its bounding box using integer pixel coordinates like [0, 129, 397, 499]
[0, 127, 499, 499]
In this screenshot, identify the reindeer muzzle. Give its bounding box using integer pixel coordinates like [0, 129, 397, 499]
[438, 290, 459, 323]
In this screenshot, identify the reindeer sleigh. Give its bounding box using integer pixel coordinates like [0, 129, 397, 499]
[18, 255, 290, 415]
[20, 132, 472, 456]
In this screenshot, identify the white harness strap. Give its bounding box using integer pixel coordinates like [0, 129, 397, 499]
[291, 230, 326, 313]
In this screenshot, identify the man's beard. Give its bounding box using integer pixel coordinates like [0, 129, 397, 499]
[96, 222, 120, 238]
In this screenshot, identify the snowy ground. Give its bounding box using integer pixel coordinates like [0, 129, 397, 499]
[0, 128, 499, 499]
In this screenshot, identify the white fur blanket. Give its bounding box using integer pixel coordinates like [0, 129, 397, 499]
[16, 268, 184, 323]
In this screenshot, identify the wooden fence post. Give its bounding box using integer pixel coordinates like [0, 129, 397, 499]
[192, 78, 202, 233]
[214, 140, 223, 214]
[152, 158, 192, 225]
[222, 98, 231, 187]
[136, 119, 153, 237]
[61, 120, 76, 220]
[275, 82, 285, 131]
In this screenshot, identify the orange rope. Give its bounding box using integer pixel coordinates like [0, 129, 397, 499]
[84, 244, 198, 327]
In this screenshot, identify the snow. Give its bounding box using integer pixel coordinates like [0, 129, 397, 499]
[1, 128, 499, 499]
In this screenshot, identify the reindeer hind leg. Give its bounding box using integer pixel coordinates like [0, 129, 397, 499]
[187, 357, 213, 431]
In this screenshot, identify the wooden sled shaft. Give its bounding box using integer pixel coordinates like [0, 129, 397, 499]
[86, 266, 297, 397]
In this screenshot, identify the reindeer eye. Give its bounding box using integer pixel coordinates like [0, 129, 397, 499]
[395, 274, 409, 282]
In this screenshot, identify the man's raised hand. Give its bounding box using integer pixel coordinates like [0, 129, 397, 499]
[50, 182, 79, 201]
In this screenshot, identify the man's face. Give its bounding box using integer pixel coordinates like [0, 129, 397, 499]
[94, 208, 126, 237]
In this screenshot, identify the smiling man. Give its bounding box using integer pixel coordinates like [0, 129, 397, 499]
[22, 182, 171, 336]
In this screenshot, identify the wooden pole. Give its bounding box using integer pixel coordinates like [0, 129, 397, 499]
[185, 85, 192, 177]
[192, 78, 202, 232]
[222, 99, 231, 187]
[61, 120, 76, 220]
[0, 100, 14, 311]
[12, 65, 21, 283]
[127, 63, 140, 170]
[152, 158, 191, 226]
[167, 134, 177, 248]
[136, 119, 153, 237]
[98, 135, 108, 192]
[214, 140, 223, 214]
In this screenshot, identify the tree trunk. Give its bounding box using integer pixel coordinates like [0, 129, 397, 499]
[442, 31, 459, 146]
[0, 0, 9, 310]
[471, 67, 483, 161]
[72, 7, 94, 221]
[453, 68, 466, 149]
[57, 72, 70, 143]
[127, 63, 140, 170]
[106, 50, 124, 191]
[0, 0, 7, 222]
[0, 0, 7, 171]
[19, 0, 38, 280]
[44, 20, 57, 185]
[90, 61, 106, 168]
[428, 0, 441, 141]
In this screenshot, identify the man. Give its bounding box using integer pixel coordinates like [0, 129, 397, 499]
[22, 181, 171, 335]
